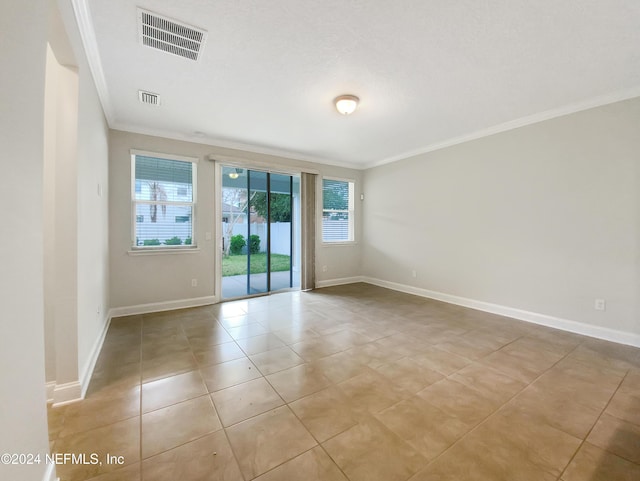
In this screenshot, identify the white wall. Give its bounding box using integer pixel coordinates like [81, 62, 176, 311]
[42, 0, 111, 401]
[66, 9, 111, 385]
[363, 98, 640, 340]
[109, 130, 362, 309]
[50, 52, 80, 388]
[0, 1, 52, 480]
[43, 44, 59, 385]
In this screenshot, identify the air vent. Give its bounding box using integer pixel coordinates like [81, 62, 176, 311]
[138, 90, 160, 106]
[138, 9, 207, 61]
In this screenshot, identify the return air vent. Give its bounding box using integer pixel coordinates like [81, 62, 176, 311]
[138, 8, 207, 61]
[138, 90, 160, 106]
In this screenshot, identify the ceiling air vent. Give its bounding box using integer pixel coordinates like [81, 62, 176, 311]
[137, 8, 207, 61]
[138, 90, 160, 106]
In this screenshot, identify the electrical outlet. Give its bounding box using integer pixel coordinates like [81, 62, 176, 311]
[191, 278, 198, 287]
[594, 299, 606, 311]
[322, 265, 328, 272]
[411, 270, 417, 278]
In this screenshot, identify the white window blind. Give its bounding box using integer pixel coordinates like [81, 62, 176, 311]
[322, 178, 354, 242]
[132, 153, 196, 247]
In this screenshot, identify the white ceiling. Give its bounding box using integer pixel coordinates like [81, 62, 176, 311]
[77, 0, 640, 168]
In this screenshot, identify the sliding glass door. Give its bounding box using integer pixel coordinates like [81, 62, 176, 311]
[220, 166, 300, 300]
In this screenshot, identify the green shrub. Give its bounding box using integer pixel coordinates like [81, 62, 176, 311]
[185, 237, 192, 245]
[164, 236, 183, 245]
[229, 234, 246, 255]
[249, 234, 261, 254]
[143, 238, 161, 246]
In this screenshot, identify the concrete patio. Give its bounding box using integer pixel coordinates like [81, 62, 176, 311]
[222, 271, 300, 299]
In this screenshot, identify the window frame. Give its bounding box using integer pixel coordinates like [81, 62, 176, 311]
[321, 176, 355, 244]
[130, 149, 198, 250]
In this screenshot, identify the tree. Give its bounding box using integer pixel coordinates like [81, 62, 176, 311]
[252, 192, 291, 222]
[322, 181, 349, 211]
[222, 187, 256, 256]
[148, 181, 167, 222]
[322, 180, 350, 219]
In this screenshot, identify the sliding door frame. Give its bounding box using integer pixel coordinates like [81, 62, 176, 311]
[214, 159, 304, 301]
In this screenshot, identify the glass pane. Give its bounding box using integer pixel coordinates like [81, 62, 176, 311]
[135, 204, 192, 246]
[322, 179, 353, 242]
[291, 176, 301, 289]
[270, 173, 292, 292]
[322, 179, 349, 210]
[135, 155, 193, 202]
[248, 170, 267, 295]
[221, 166, 249, 299]
[220, 167, 300, 299]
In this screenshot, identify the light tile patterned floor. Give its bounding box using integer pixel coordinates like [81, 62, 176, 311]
[48, 283, 640, 481]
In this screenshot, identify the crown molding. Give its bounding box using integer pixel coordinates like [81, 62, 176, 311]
[71, 0, 114, 125]
[67, 0, 640, 173]
[366, 87, 640, 169]
[110, 122, 366, 170]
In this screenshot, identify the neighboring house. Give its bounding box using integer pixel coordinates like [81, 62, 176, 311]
[135, 179, 193, 245]
[221, 201, 248, 224]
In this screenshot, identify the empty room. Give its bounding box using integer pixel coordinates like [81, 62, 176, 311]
[2, 1, 640, 481]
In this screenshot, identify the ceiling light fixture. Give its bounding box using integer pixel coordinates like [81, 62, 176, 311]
[228, 168, 243, 179]
[334, 95, 359, 115]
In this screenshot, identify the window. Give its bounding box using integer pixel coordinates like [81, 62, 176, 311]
[322, 178, 354, 242]
[132, 152, 197, 248]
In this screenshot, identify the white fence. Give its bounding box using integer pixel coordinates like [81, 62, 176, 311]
[223, 222, 291, 255]
[136, 204, 192, 245]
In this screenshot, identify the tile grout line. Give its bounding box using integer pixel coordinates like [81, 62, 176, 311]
[262, 371, 354, 481]
[139, 312, 238, 475]
[251, 313, 492, 480]
[557, 367, 631, 478]
[83, 291, 640, 481]
[216, 307, 283, 481]
[411, 336, 586, 477]
[238, 316, 356, 481]
[138, 315, 144, 480]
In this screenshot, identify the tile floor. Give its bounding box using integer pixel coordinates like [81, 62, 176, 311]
[47, 283, 640, 481]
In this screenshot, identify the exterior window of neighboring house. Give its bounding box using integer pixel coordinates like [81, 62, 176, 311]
[131, 151, 197, 248]
[322, 178, 354, 242]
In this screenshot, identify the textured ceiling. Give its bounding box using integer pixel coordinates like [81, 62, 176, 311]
[77, 0, 640, 168]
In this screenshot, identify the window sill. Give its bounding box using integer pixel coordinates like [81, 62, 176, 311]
[128, 247, 200, 256]
[321, 241, 358, 247]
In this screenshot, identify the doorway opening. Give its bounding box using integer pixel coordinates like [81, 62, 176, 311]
[220, 166, 301, 299]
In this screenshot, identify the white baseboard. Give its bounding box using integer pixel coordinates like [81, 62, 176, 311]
[47, 297, 216, 406]
[52, 381, 83, 406]
[79, 312, 112, 399]
[47, 312, 112, 405]
[109, 295, 218, 318]
[42, 462, 58, 481]
[46, 381, 56, 403]
[316, 276, 365, 288]
[354, 276, 640, 348]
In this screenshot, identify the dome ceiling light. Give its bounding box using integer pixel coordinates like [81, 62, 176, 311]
[334, 95, 359, 115]
[228, 168, 243, 179]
